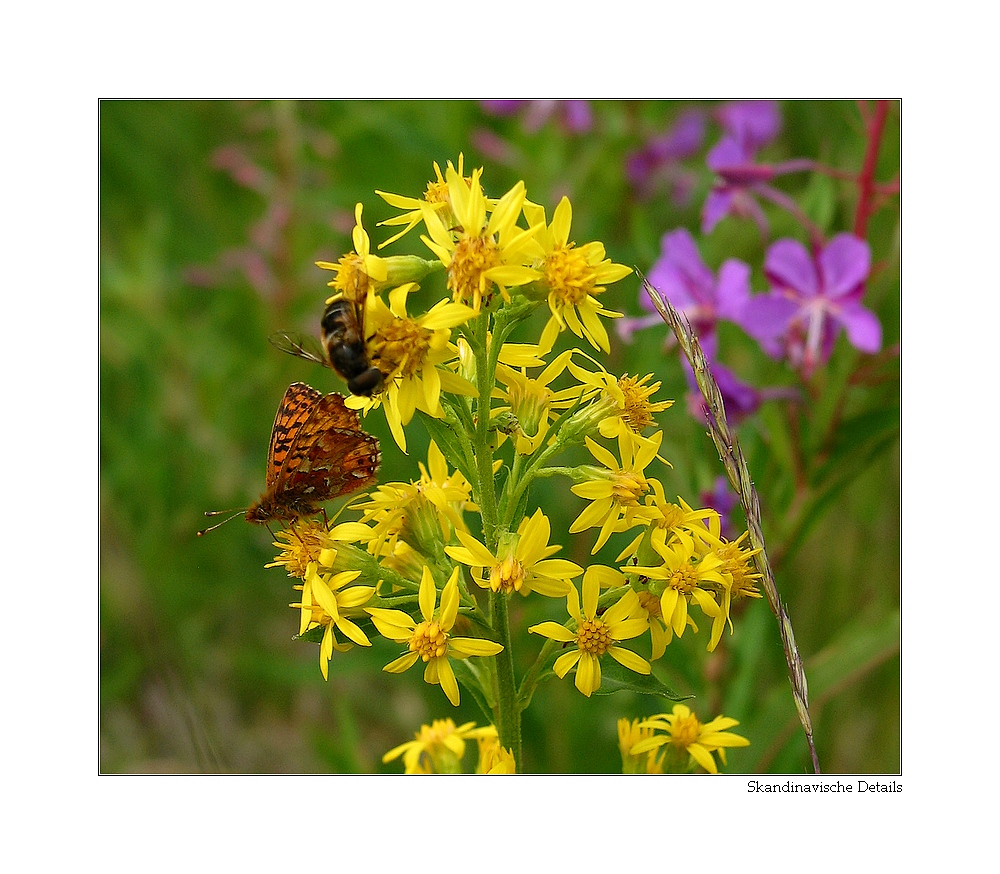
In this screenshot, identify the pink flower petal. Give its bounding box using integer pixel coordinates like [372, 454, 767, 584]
[836, 302, 882, 353]
[819, 233, 871, 299]
[764, 238, 818, 298]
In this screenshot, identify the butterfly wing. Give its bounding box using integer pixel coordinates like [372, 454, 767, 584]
[265, 382, 323, 489]
[272, 391, 381, 506]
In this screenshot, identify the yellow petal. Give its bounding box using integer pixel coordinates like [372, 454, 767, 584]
[450, 637, 504, 657]
[575, 652, 599, 696]
[528, 621, 575, 643]
[553, 649, 581, 678]
[384, 651, 420, 673]
[608, 645, 651, 674]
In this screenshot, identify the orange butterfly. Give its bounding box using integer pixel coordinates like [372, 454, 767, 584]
[200, 382, 380, 533]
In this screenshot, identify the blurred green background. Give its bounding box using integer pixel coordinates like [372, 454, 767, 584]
[100, 100, 899, 774]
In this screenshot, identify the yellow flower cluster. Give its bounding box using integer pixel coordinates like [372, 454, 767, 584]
[620, 705, 750, 774]
[258, 157, 763, 761]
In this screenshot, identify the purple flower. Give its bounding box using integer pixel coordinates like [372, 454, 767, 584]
[627, 228, 752, 345]
[742, 233, 882, 376]
[702, 135, 773, 235]
[480, 99, 592, 134]
[619, 229, 752, 344]
[714, 100, 781, 151]
[626, 110, 705, 199]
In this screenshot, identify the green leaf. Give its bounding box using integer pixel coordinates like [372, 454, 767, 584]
[450, 657, 496, 722]
[800, 171, 838, 234]
[293, 625, 324, 645]
[780, 417, 898, 561]
[419, 411, 476, 485]
[591, 658, 689, 700]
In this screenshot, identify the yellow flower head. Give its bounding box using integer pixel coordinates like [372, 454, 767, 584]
[523, 196, 632, 353]
[632, 704, 750, 774]
[316, 203, 389, 302]
[618, 482, 721, 558]
[291, 563, 375, 680]
[618, 718, 665, 774]
[383, 717, 497, 774]
[476, 736, 517, 774]
[367, 567, 503, 706]
[528, 566, 650, 697]
[710, 532, 764, 602]
[493, 349, 583, 455]
[563, 358, 673, 449]
[621, 529, 730, 651]
[375, 155, 475, 249]
[446, 508, 583, 598]
[355, 440, 475, 558]
[420, 165, 541, 312]
[569, 430, 664, 553]
[265, 519, 329, 579]
[348, 282, 477, 451]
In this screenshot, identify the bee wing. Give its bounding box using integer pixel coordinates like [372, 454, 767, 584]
[269, 331, 330, 368]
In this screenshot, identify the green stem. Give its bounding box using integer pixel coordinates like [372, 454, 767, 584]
[491, 590, 521, 767]
[473, 314, 500, 549]
[469, 308, 522, 768]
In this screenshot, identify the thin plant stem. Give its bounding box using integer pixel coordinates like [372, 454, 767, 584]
[853, 100, 891, 238]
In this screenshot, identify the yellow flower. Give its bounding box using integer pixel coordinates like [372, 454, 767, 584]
[446, 508, 582, 598]
[420, 165, 540, 311]
[265, 519, 328, 579]
[383, 718, 497, 774]
[348, 282, 477, 452]
[315, 202, 388, 302]
[721, 540, 763, 602]
[632, 704, 750, 774]
[493, 349, 583, 455]
[375, 155, 473, 249]
[291, 563, 375, 680]
[633, 585, 698, 659]
[569, 430, 663, 553]
[528, 566, 650, 697]
[618, 481, 721, 557]
[562, 358, 674, 452]
[355, 440, 475, 557]
[524, 196, 632, 353]
[367, 567, 503, 706]
[476, 735, 517, 774]
[568, 363, 674, 441]
[693, 529, 764, 648]
[621, 529, 730, 651]
[618, 718, 665, 774]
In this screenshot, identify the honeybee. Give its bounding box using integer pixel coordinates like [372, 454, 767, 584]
[269, 296, 384, 397]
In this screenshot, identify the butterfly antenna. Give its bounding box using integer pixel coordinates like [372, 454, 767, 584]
[197, 508, 245, 537]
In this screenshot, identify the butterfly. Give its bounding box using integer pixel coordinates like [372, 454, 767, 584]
[199, 382, 380, 533]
